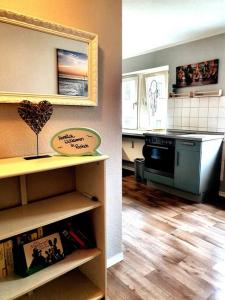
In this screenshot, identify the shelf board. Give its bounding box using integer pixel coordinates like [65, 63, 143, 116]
[0, 191, 102, 241]
[19, 269, 104, 300]
[0, 248, 101, 300]
[0, 155, 108, 179]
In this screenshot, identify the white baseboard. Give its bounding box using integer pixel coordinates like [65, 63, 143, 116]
[107, 252, 124, 268]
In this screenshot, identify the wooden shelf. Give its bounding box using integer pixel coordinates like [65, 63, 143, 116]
[19, 269, 104, 300]
[169, 89, 222, 98]
[0, 191, 102, 241]
[0, 155, 109, 179]
[0, 249, 101, 300]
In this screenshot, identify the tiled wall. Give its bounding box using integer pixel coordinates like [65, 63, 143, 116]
[167, 96, 225, 133]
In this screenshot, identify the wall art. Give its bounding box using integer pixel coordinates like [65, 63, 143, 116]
[176, 59, 219, 88]
[57, 49, 88, 97]
[0, 9, 98, 106]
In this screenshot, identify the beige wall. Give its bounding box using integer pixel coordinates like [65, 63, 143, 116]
[0, 0, 122, 260]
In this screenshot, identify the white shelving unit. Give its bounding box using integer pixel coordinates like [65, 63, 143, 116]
[0, 155, 108, 300]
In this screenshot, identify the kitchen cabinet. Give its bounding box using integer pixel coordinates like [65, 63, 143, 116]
[174, 140, 200, 194]
[219, 141, 225, 197]
[174, 138, 222, 198]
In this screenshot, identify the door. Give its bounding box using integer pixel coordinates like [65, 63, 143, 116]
[174, 145, 201, 194]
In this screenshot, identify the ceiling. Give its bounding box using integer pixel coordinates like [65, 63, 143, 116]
[123, 0, 225, 58]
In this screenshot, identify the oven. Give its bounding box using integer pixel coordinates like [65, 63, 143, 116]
[142, 135, 175, 178]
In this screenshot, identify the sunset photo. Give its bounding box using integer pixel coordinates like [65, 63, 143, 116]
[57, 49, 88, 96]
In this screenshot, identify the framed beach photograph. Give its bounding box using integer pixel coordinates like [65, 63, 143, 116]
[57, 49, 88, 97]
[176, 59, 219, 88]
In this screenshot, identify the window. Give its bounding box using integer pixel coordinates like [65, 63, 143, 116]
[122, 67, 169, 130]
[122, 75, 138, 129]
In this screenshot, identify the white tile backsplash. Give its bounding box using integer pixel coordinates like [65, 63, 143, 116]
[207, 118, 218, 128]
[199, 107, 208, 118]
[208, 107, 218, 118]
[182, 107, 190, 117]
[217, 128, 225, 133]
[198, 118, 207, 128]
[189, 126, 198, 131]
[218, 108, 225, 118]
[167, 117, 174, 126]
[199, 98, 209, 108]
[190, 108, 199, 118]
[209, 97, 219, 108]
[208, 127, 217, 132]
[174, 107, 182, 117]
[182, 117, 190, 127]
[175, 98, 183, 108]
[218, 118, 225, 129]
[219, 97, 225, 107]
[190, 117, 198, 127]
[168, 96, 225, 133]
[191, 98, 199, 108]
[174, 117, 182, 126]
[183, 98, 191, 107]
[168, 98, 175, 109]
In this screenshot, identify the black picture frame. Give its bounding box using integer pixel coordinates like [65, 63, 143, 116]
[176, 59, 219, 88]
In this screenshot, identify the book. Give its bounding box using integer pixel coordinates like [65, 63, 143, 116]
[4, 240, 14, 275]
[37, 227, 43, 239]
[61, 229, 79, 254]
[69, 229, 86, 249]
[16, 227, 43, 246]
[0, 243, 7, 278]
[23, 232, 64, 276]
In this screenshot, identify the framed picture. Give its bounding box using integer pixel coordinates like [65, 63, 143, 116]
[176, 59, 219, 88]
[57, 49, 88, 97]
[0, 9, 98, 106]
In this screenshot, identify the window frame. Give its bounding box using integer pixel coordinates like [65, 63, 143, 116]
[122, 66, 169, 130]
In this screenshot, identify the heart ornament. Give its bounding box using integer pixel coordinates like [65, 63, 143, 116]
[18, 100, 53, 135]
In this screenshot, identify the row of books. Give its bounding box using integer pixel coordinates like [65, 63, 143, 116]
[2, 214, 96, 278]
[0, 240, 14, 278]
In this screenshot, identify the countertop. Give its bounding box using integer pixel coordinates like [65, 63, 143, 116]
[122, 129, 224, 142]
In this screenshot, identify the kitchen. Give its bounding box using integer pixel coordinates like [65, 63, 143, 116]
[122, 14, 225, 203]
[108, 1, 225, 299]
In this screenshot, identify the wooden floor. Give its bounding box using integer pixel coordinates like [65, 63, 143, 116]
[107, 176, 225, 300]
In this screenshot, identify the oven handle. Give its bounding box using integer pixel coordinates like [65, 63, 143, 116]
[176, 151, 180, 166]
[146, 145, 169, 150]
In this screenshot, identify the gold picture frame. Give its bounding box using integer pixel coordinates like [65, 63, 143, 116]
[0, 9, 98, 106]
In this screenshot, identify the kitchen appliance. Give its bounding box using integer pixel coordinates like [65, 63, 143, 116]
[143, 135, 175, 178]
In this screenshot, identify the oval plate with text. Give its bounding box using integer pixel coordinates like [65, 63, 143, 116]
[51, 128, 101, 156]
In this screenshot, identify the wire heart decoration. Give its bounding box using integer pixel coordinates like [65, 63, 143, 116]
[18, 100, 53, 158]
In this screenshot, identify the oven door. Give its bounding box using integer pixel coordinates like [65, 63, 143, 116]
[143, 144, 175, 177]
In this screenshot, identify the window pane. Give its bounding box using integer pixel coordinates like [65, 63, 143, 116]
[122, 77, 138, 129]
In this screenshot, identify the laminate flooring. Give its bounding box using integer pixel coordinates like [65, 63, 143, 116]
[107, 176, 225, 300]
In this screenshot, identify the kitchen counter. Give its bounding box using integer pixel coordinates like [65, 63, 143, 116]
[122, 129, 146, 138]
[143, 132, 224, 141]
[122, 129, 224, 141]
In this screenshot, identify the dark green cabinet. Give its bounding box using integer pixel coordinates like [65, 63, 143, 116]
[174, 140, 201, 194]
